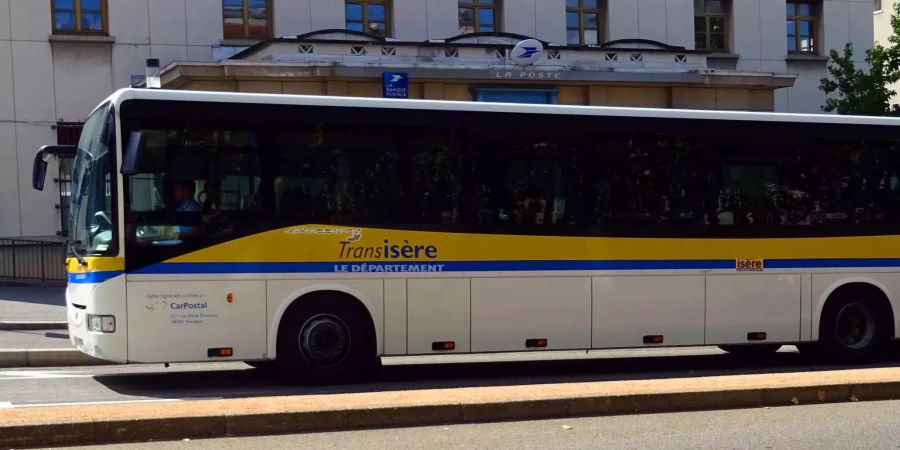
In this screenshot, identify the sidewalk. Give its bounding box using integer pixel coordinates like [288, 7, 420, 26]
[3, 366, 900, 448]
[0, 284, 65, 322]
[0, 326, 103, 367]
[0, 284, 79, 367]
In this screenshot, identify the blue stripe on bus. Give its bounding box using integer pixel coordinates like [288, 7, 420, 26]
[67, 258, 900, 283]
[132, 260, 732, 274]
[68, 270, 123, 284]
[128, 258, 900, 275]
[766, 258, 900, 268]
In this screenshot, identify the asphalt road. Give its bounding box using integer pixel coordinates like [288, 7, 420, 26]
[2, 345, 899, 409]
[0, 329, 72, 349]
[76, 399, 900, 449]
[0, 284, 65, 321]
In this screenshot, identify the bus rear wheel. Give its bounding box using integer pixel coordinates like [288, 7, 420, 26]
[817, 288, 891, 364]
[276, 294, 377, 384]
[718, 344, 781, 357]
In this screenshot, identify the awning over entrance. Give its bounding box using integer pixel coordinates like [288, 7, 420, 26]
[159, 30, 796, 111]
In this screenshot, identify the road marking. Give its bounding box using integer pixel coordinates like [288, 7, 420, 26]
[0, 402, 12, 409]
[0, 370, 95, 380]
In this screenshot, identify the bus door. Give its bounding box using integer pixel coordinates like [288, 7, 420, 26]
[121, 126, 267, 362]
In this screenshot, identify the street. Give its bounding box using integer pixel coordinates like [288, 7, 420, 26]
[4, 286, 900, 449]
[73, 399, 900, 449]
[2, 345, 899, 408]
[0, 285, 65, 322]
[3, 286, 900, 449]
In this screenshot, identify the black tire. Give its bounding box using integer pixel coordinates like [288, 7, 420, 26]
[276, 293, 377, 384]
[719, 344, 781, 357]
[817, 287, 891, 364]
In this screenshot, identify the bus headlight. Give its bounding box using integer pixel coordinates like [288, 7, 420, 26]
[87, 314, 116, 333]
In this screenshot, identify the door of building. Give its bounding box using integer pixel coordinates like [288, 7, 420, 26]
[473, 88, 559, 104]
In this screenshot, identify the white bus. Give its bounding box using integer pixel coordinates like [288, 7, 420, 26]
[33, 88, 900, 383]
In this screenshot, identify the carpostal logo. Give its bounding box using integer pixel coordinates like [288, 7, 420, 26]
[146, 300, 208, 311]
[171, 301, 208, 310]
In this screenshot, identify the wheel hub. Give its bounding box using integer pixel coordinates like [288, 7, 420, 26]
[298, 315, 350, 367]
[835, 303, 875, 350]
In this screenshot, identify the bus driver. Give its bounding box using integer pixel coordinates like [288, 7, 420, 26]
[174, 180, 202, 212]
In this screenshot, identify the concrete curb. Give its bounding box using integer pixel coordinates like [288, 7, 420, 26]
[0, 349, 106, 368]
[2, 373, 900, 447]
[0, 321, 67, 331]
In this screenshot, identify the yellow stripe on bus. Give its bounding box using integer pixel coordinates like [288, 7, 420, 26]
[168, 225, 900, 264]
[67, 256, 125, 274]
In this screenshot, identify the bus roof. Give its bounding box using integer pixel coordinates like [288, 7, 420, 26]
[109, 88, 900, 127]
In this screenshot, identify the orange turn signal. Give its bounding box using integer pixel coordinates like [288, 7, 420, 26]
[526, 338, 548, 348]
[643, 335, 664, 344]
[207, 347, 233, 357]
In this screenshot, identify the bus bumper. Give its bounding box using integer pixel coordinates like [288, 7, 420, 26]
[67, 277, 128, 364]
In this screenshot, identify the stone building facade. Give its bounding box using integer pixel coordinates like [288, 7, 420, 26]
[0, 0, 878, 237]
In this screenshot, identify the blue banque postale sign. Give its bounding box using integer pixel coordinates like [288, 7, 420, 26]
[382, 72, 409, 98]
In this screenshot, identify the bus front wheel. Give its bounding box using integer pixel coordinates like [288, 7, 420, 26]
[276, 293, 377, 384]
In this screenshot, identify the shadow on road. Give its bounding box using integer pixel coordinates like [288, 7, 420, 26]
[0, 283, 66, 321]
[0, 283, 65, 305]
[93, 347, 900, 401]
[0, 283, 65, 307]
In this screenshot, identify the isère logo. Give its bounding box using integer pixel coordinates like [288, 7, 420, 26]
[736, 258, 764, 271]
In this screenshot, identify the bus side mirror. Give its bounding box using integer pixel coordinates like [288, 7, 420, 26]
[121, 131, 145, 175]
[32, 145, 75, 191]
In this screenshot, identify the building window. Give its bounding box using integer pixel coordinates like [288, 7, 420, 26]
[787, 1, 818, 54]
[223, 0, 271, 39]
[51, 0, 106, 34]
[694, 0, 727, 51]
[459, 0, 499, 34]
[346, 0, 390, 36]
[875, 0, 882, 12]
[566, 0, 602, 45]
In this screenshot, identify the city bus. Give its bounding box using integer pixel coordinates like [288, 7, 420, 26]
[33, 88, 900, 383]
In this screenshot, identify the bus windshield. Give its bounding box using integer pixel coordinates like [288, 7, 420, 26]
[70, 103, 115, 256]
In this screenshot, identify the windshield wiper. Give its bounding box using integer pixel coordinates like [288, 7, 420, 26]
[66, 240, 87, 266]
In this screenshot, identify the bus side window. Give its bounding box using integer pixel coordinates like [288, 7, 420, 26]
[128, 173, 166, 212]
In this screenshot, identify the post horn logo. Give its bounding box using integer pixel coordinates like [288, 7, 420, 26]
[146, 300, 168, 311]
